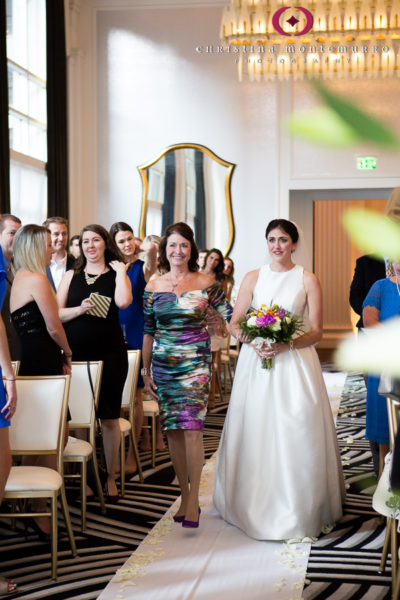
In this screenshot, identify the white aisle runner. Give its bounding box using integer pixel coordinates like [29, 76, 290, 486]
[98, 371, 346, 600]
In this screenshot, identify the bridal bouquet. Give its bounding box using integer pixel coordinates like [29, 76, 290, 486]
[240, 303, 303, 369]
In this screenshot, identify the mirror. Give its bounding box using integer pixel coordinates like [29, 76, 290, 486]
[138, 143, 235, 256]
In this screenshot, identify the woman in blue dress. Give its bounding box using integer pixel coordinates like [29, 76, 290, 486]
[110, 222, 159, 472]
[362, 262, 400, 474]
[0, 246, 18, 594]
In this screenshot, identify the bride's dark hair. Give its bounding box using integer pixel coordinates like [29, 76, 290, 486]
[265, 219, 299, 244]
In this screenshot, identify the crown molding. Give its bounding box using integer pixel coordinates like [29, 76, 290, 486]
[89, 0, 227, 9]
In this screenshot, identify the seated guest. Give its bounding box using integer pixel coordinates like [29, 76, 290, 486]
[0, 214, 22, 359]
[42, 217, 75, 290]
[10, 224, 72, 538]
[69, 234, 81, 259]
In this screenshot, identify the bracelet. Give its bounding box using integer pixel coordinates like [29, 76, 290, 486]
[289, 341, 294, 352]
[141, 367, 151, 377]
[5, 378, 15, 381]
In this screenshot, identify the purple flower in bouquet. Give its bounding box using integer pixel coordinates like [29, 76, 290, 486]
[256, 314, 276, 327]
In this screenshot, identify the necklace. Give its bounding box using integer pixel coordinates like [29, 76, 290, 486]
[170, 272, 189, 292]
[84, 267, 107, 286]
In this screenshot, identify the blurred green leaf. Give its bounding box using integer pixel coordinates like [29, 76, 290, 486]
[286, 106, 359, 147]
[311, 81, 400, 150]
[343, 208, 400, 260]
[335, 317, 400, 376]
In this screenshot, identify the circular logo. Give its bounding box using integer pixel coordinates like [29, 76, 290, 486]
[272, 6, 314, 37]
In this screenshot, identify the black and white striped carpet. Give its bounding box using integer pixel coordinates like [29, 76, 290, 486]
[0, 371, 393, 599]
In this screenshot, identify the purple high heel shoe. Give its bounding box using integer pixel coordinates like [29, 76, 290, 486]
[182, 507, 201, 528]
[173, 513, 185, 523]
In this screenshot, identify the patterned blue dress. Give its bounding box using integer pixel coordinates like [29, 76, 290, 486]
[363, 278, 400, 444]
[143, 283, 232, 431]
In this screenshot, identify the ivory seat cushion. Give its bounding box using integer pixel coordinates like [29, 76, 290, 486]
[143, 400, 159, 415]
[6, 467, 63, 492]
[119, 417, 130, 434]
[64, 437, 93, 459]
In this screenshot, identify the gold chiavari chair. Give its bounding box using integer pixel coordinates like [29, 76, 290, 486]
[0, 375, 77, 580]
[119, 350, 143, 494]
[63, 361, 106, 530]
[373, 393, 400, 598]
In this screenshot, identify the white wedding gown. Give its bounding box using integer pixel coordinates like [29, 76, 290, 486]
[213, 264, 345, 541]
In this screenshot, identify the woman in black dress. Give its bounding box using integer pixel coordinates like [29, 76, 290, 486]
[57, 225, 132, 501]
[10, 224, 72, 537]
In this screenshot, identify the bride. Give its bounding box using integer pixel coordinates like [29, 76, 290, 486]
[213, 219, 345, 540]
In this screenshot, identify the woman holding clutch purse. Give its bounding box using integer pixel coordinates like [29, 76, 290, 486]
[58, 224, 132, 502]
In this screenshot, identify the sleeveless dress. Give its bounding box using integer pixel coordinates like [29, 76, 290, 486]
[118, 260, 145, 388]
[11, 300, 67, 419]
[213, 264, 345, 541]
[64, 270, 128, 420]
[143, 282, 232, 431]
[362, 278, 400, 444]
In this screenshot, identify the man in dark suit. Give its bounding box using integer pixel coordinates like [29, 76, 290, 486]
[349, 254, 386, 476]
[43, 217, 76, 291]
[349, 255, 386, 329]
[0, 214, 22, 360]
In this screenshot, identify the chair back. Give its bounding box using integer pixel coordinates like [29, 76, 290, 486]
[220, 334, 230, 353]
[121, 350, 141, 410]
[69, 362, 103, 427]
[9, 375, 70, 457]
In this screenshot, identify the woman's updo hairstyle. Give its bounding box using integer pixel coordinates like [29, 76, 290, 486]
[265, 219, 299, 244]
[159, 222, 199, 273]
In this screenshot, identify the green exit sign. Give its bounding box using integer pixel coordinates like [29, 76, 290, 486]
[357, 156, 377, 170]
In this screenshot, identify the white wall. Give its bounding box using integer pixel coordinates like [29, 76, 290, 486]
[67, 0, 400, 285]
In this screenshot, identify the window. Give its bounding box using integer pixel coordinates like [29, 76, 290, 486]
[6, 0, 47, 223]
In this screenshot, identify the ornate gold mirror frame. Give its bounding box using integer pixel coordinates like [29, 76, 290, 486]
[138, 143, 235, 256]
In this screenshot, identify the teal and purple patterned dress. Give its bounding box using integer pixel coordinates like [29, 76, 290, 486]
[143, 282, 232, 431]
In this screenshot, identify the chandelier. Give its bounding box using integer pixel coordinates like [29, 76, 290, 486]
[220, 0, 400, 81]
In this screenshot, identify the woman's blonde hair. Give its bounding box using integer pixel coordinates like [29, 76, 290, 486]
[13, 224, 49, 274]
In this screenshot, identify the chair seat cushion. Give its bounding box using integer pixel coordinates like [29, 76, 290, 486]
[143, 399, 159, 416]
[64, 437, 93, 459]
[5, 466, 62, 492]
[119, 417, 130, 434]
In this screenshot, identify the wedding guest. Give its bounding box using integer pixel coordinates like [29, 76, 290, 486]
[42, 217, 75, 290]
[69, 235, 81, 259]
[214, 219, 344, 540]
[0, 311, 17, 595]
[362, 262, 400, 475]
[222, 257, 235, 303]
[109, 222, 160, 471]
[198, 249, 208, 271]
[202, 248, 228, 408]
[143, 223, 232, 528]
[0, 214, 22, 359]
[58, 225, 132, 502]
[10, 224, 72, 538]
